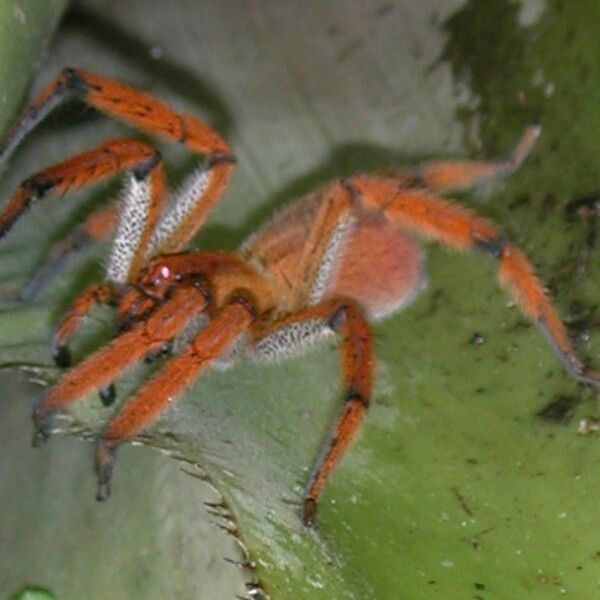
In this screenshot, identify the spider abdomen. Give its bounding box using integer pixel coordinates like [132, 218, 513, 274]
[321, 212, 425, 321]
[242, 183, 425, 319]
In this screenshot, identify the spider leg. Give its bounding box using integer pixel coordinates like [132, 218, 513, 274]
[345, 175, 600, 388]
[0, 68, 235, 252]
[114, 286, 159, 332]
[51, 283, 115, 367]
[20, 202, 119, 301]
[1, 137, 167, 361]
[0, 137, 164, 247]
[0, 68, 231, 156]
[250, 299, 373, 527]
[95, 297, 255, 501]
[0, 136, 172, 295]
[33, 281, 210, 446]
[415, 125, 540, 192]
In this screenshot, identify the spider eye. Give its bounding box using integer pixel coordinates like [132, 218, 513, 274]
[146, 263, 172, 286]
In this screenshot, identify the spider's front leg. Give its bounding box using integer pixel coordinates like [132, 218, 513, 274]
[0, 135, 169, 367]
[0, 68, 237, 362]
[94, 295, 256, 500]
[0, 68, 235, 254]
[0, 137, 166, 253]
[250, 299, 373, 527]
[33, 280, 211, 445]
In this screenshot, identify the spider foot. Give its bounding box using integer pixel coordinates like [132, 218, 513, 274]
[52, 344, 71, 369]
[95, 438, 115, 501]
[302, 497, 318, 528]
[99, 384, 116, 407]
[31, 407, 52, 447]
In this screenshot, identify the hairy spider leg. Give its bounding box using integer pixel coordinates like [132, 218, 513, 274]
[95, 297, 255, 500]
[344, 175, 600, 387]
[0, 68, 236, 359]
[0, 68, 235, 254]
[20, 202, 119, 301]
[0, 137, 165, 249]
[0, 138, 167, 334]
[0, 137, 167, 362]
[33, 282, 210, 446]
[52, 283, 115, 368]
[249, 299, 373, 526]
[416, 124, 541, 192]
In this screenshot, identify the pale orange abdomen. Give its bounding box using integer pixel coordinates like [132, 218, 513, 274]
[242, 188, 425, 319]
[322, 212, 424, 320]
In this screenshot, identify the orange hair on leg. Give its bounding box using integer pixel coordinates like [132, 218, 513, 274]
[96, 298, 255, 499]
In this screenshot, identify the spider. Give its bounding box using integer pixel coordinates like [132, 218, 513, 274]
[1, 68, 599, 527]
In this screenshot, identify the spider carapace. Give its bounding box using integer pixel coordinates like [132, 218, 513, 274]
[0, 68, 598, 527]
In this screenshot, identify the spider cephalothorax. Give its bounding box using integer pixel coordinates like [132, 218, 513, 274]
[1, 68, 598, 526]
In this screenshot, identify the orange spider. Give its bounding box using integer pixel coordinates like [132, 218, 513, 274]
[1, 68, 599, 527]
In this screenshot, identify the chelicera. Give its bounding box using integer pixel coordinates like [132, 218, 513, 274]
[1, 68, 598, 527]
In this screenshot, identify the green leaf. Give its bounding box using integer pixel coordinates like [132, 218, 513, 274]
[0, 1, 69, 135]
[10, 587, 55, 600]
[3, 1, 600, 599]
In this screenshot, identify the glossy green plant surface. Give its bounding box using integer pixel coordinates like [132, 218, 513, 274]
[10, 587, 55, 600]
[2, 1, 600, 598]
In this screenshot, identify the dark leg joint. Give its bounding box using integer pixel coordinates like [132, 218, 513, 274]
[474, 233, 507, 260]
[24, 175, 55, 198]
[117, 316, 134, 333]
[61, 67, 95, 95]
[133, 152, 161, 180]
[177, 115, 187, 143]
[405, 170, 427, 188]
[328, 304, 348, 332]
[303, 497, 317, 528]
[345, 389, 370, 408]
[340, 177, 361, 202]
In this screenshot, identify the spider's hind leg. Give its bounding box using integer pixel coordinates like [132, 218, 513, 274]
[346, 156, 600, 389]
[415, 124, 540, 192]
